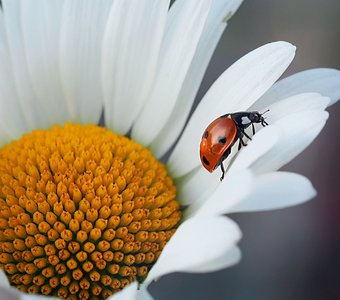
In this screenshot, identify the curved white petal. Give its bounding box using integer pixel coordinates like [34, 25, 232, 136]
[108, 282, 139, 300]
[0, 286, 20, 300]
[227, 125, 281, 173]
[227, 172, 316, 213]
[190, 245, 241, 273]
[190, 169, 252, 217]
[144, 215, 241, 285]
[60, 0, 113, 123]
[252, 68, 340, 109]
[131, 0, 212, 146]
[0, 133, 11, 148]
[102, 0, 170, 135]
[0, 10, 27, 143]
[0, 270, 59, 300]
[251, 110, 328, 174]
[135, 287, 154, 300]
[176, 166, 220, 207]
[262, 93, 330, 122]
[21, 294, 58, 300]
[21, 0, 71, 128]
[150, 0, 243, 158]
[168, 41, 296, 178]
[110, 282, 153, 300]
[2, 0, 40, 131]
[0, 269, 9, 285]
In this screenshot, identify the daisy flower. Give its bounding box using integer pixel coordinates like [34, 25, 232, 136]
[0, 1, 339, 300]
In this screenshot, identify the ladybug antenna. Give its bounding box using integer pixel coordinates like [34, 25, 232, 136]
[261, 109, 270, 115]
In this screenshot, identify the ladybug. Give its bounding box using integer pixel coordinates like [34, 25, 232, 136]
[200, 110, 269, 181]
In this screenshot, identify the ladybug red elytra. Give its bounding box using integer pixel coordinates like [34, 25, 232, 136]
[200, 110, 269, 181]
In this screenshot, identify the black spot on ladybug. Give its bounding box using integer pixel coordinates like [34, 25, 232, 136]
[204, 131, 209, 138]
[218, 136, 227, 144]
[202, 156, 210, 166]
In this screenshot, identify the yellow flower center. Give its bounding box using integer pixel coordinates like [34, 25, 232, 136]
[0, 123, 181, 300]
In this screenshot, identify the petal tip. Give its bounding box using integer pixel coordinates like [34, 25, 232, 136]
[319, 95, 331, 107]
[273, 40, 295, 49]
[304, 179, 317, 202]
[323, 110, 330, 121]
[274, 41, 297, 57]
[295, 174, 317, 204]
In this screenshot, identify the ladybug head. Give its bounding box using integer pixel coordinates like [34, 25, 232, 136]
[249, 110, 269, 125]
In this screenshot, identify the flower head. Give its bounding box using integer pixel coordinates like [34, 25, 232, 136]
[0, 1, 339, 300]
[0, 123, 182, 299]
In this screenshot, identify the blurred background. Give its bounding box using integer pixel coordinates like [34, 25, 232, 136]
[151, 0, 340, 299]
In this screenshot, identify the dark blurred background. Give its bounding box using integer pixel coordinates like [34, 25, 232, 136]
[151, 0, 340, 299]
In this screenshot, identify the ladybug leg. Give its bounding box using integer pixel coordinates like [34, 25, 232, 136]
[238, 127, 252, 140]
[220, 163, 225, 181]
[238, 140, 242, 151]
[239, 134, 247, 147]
[219, 147, 232, 181]
[252, 123, 255, 135]
[237, 135, 245, 150]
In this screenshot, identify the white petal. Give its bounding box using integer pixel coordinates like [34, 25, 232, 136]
[262, 93, 330, 122]
[131, 0, 212, 146]
[252, 68, 340, 109]
[0, 286, 20, 300]
[0, 10, 27, 141]
[145, 215, 241, 284]
[21, 294, 58, 300]
[0, 270, 59, 300]
[227, 125, 280, 173]
[228, 172, 316, 213]
[168, 41, 296, 178]
[251, 110, 329, 174]
[0, 270, 52, 300]
[21, 0, 71, 127]
[191, 169, 253, 217]
[190, 246, 241, 273]
[108, 282, 153, 300]
[150, 0, 243, 157]
[0, 130, 11, 148]
[0, 269, 9, 286]
[2, 0, 40, 130]
[60, 0, 113, 123]
[135, 288, 154, 300]
[102, 0, 169, 135]
[176, 166, 220, 207]
[109, 282, 137, 300]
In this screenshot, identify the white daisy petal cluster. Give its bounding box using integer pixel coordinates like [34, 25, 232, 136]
[0, 1, 339, 300]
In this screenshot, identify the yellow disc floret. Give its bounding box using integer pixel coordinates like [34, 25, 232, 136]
[0, 123, 181, 300]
